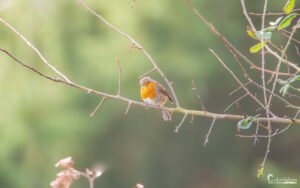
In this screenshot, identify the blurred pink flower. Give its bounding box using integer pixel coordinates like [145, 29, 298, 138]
[51, 157, 81, 188]
[55, 157, 74, 169]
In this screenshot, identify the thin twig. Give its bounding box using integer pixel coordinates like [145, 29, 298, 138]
[253, 122, 260, 146]
[174, 113, 188, 133]
[240, 0, 257, 32]
[295, 46, 300, 56]
[79, 0, 180, 107]
[0, 48, 60, 82]
[232, 45, 293, 76]
[190, 114, 194, 123]
[187, 0, 293, 77]
[1, 48, 300, 125]
[204, 116, 216, 146]
[229, 81, 251, 96]
[125, 102, 132, 115]
[80, 170, 96, 188]
[267, 20, 299, 109]
[224, 93, 248, 112]
[90, 97, 107, 117]
[259, 0, 271, 170]
[222, 36, 293, 108]
[237, 111, 300, 138]
[116, 58, 122, 96]
[240, 0, 300, 73]
[209, 49, 274, 117]
[249, 9, 300, 16]
[266, 45, 300, 72]
[274, 110, 300, 135]
[250, 78, 293, 107]
[236, 129, 278, 138]
[0, 17, 71, 83]
[192, 80, 206, 111]
[281, 30, 300, 45]
[138, 67, 157, 79]
[220, 28, 292, 107]
[189, 2, 275, 115]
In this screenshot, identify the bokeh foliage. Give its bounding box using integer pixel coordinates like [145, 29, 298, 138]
[0, 0, 299, 187]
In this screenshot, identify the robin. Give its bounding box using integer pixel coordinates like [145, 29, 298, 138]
[139, 77, 173, 121]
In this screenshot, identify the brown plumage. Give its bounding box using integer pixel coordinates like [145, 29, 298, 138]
[139, 77, 173, 121]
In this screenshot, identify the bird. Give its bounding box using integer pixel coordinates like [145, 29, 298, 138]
[139, 77, 173, 121]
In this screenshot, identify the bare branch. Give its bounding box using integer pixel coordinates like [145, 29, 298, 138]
[240, 0, 300, 73]
[259, 0, 272, 170]
[296, 46, 300, 56]
[0, 17, 71, 83]
[190, 114, 194, 123]
[238, 111, 300, 140]
[249, 9, 300, 16]
[191, 80, 206, 111]
[90, 97, 107, 117]
[79, 0, 181, 107]
[240, 0, 257, 32]
[138, 67, 157, 79]
[266, 45, 300, 72]
[1, 43, 300, 126]
[11, 1, 288, 126]
[267, 20, 299, 107]
[229, 81, 251, 96]
[209, 49, 275, 117]
[236, 129, 278, 138]
[224, 93, 248, 112]
[281, 30, 300, 45]
[253, 123, 260, 146]
[188, 0, 293, 77]
[174, 113, 188, 133]
[125, 102, 132, 115]
[116, 58, 122, 96]
[0, 48, 60, 82]
[231, 44, 293, 77]
[204, 116, 216, 146]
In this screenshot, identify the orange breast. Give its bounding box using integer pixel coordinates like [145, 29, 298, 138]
[141, 82, 156, 100]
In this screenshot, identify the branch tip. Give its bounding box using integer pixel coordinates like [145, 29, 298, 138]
[174, 113, 188, 133]
[90, 97, 107, 117]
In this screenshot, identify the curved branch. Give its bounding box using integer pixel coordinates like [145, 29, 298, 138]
[1, 48, 299, 126]
[79, 0, 181, 107]
[0, 17, 71, 83]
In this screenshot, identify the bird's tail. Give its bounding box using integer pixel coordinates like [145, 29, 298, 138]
[162, 110, 171, 121]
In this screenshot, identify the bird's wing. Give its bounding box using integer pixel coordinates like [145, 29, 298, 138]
[156, 83, 174, 103]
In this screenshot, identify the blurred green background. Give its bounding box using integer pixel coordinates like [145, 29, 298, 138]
[0, 0, 299, 187]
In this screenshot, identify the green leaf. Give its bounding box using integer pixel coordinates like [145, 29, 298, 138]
[247, 29, 258, 39]
[283, 0, 296, 14]
[250, 41, 267, 53]
[237, 116, 256, 129]
[263, 26, 277, 32]
[257, 167, 264, 178]
[278, 13, 298, 30]
[290, 74, 300, 82]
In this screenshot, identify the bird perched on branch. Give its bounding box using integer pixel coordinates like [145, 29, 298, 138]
[139, 77, 173, 121]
